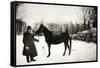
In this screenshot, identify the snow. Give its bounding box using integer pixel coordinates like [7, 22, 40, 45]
[16, 35, 96, 65]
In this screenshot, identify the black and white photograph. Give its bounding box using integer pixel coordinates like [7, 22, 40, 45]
[11, 1, 97, 66]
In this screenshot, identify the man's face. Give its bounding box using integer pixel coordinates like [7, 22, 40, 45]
[28, 28, 32, 33]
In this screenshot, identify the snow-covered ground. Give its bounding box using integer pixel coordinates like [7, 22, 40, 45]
[16, 35, 96, 65]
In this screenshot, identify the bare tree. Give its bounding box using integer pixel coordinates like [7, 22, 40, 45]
[81, 7, 89, 30]
[81, 7, 97, 30]
[88, 7, 97, 28]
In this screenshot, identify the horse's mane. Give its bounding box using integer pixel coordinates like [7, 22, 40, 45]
[42, 25, 52, 34]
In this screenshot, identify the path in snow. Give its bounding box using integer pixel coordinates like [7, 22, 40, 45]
[16, 35, 96, 65]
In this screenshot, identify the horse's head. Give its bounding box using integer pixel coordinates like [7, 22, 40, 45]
[35, 24, 44, 35]
[35, 24, 51, 36]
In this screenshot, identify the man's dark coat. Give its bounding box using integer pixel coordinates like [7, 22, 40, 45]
[23, 31, 38, 57]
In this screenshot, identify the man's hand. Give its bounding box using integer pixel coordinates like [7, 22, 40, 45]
[36, 39, 39, 42]
[34, 38, 39, 42]
[37, 39, 39, 42]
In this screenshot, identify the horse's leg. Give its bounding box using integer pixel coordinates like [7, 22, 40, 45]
[63, 41, 67, 56]
[47, 43, 51, 57]
[69, 38, 72, 55]
[67, 40, 71, 55]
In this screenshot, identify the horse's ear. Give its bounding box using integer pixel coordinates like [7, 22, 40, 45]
[65, 28, 68, 33]
[41, 24, 43, 26]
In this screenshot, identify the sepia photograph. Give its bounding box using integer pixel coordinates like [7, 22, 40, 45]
[14, 1, 97, 66]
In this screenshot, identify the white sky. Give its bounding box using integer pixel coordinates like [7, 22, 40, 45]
[16, 3, 83, 26]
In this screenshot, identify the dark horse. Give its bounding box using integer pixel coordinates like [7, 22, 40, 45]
[35, 24, 72, 57]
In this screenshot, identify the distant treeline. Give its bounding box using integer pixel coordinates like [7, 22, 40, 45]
[16, 6, 97, 35]
[16, 19, 96, 35]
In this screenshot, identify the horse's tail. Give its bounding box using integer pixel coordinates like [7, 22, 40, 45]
[69, 36, 72, 55]
[70, 36, 72, 49]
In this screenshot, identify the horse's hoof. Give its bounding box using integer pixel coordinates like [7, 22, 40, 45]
[63, 54, 65, 56]
[47, 55, 50, 58]
[47, 56, 49, 58]
[68, 53, 71, 55]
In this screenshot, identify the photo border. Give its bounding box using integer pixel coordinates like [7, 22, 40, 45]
[10, 1, 98, 67]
